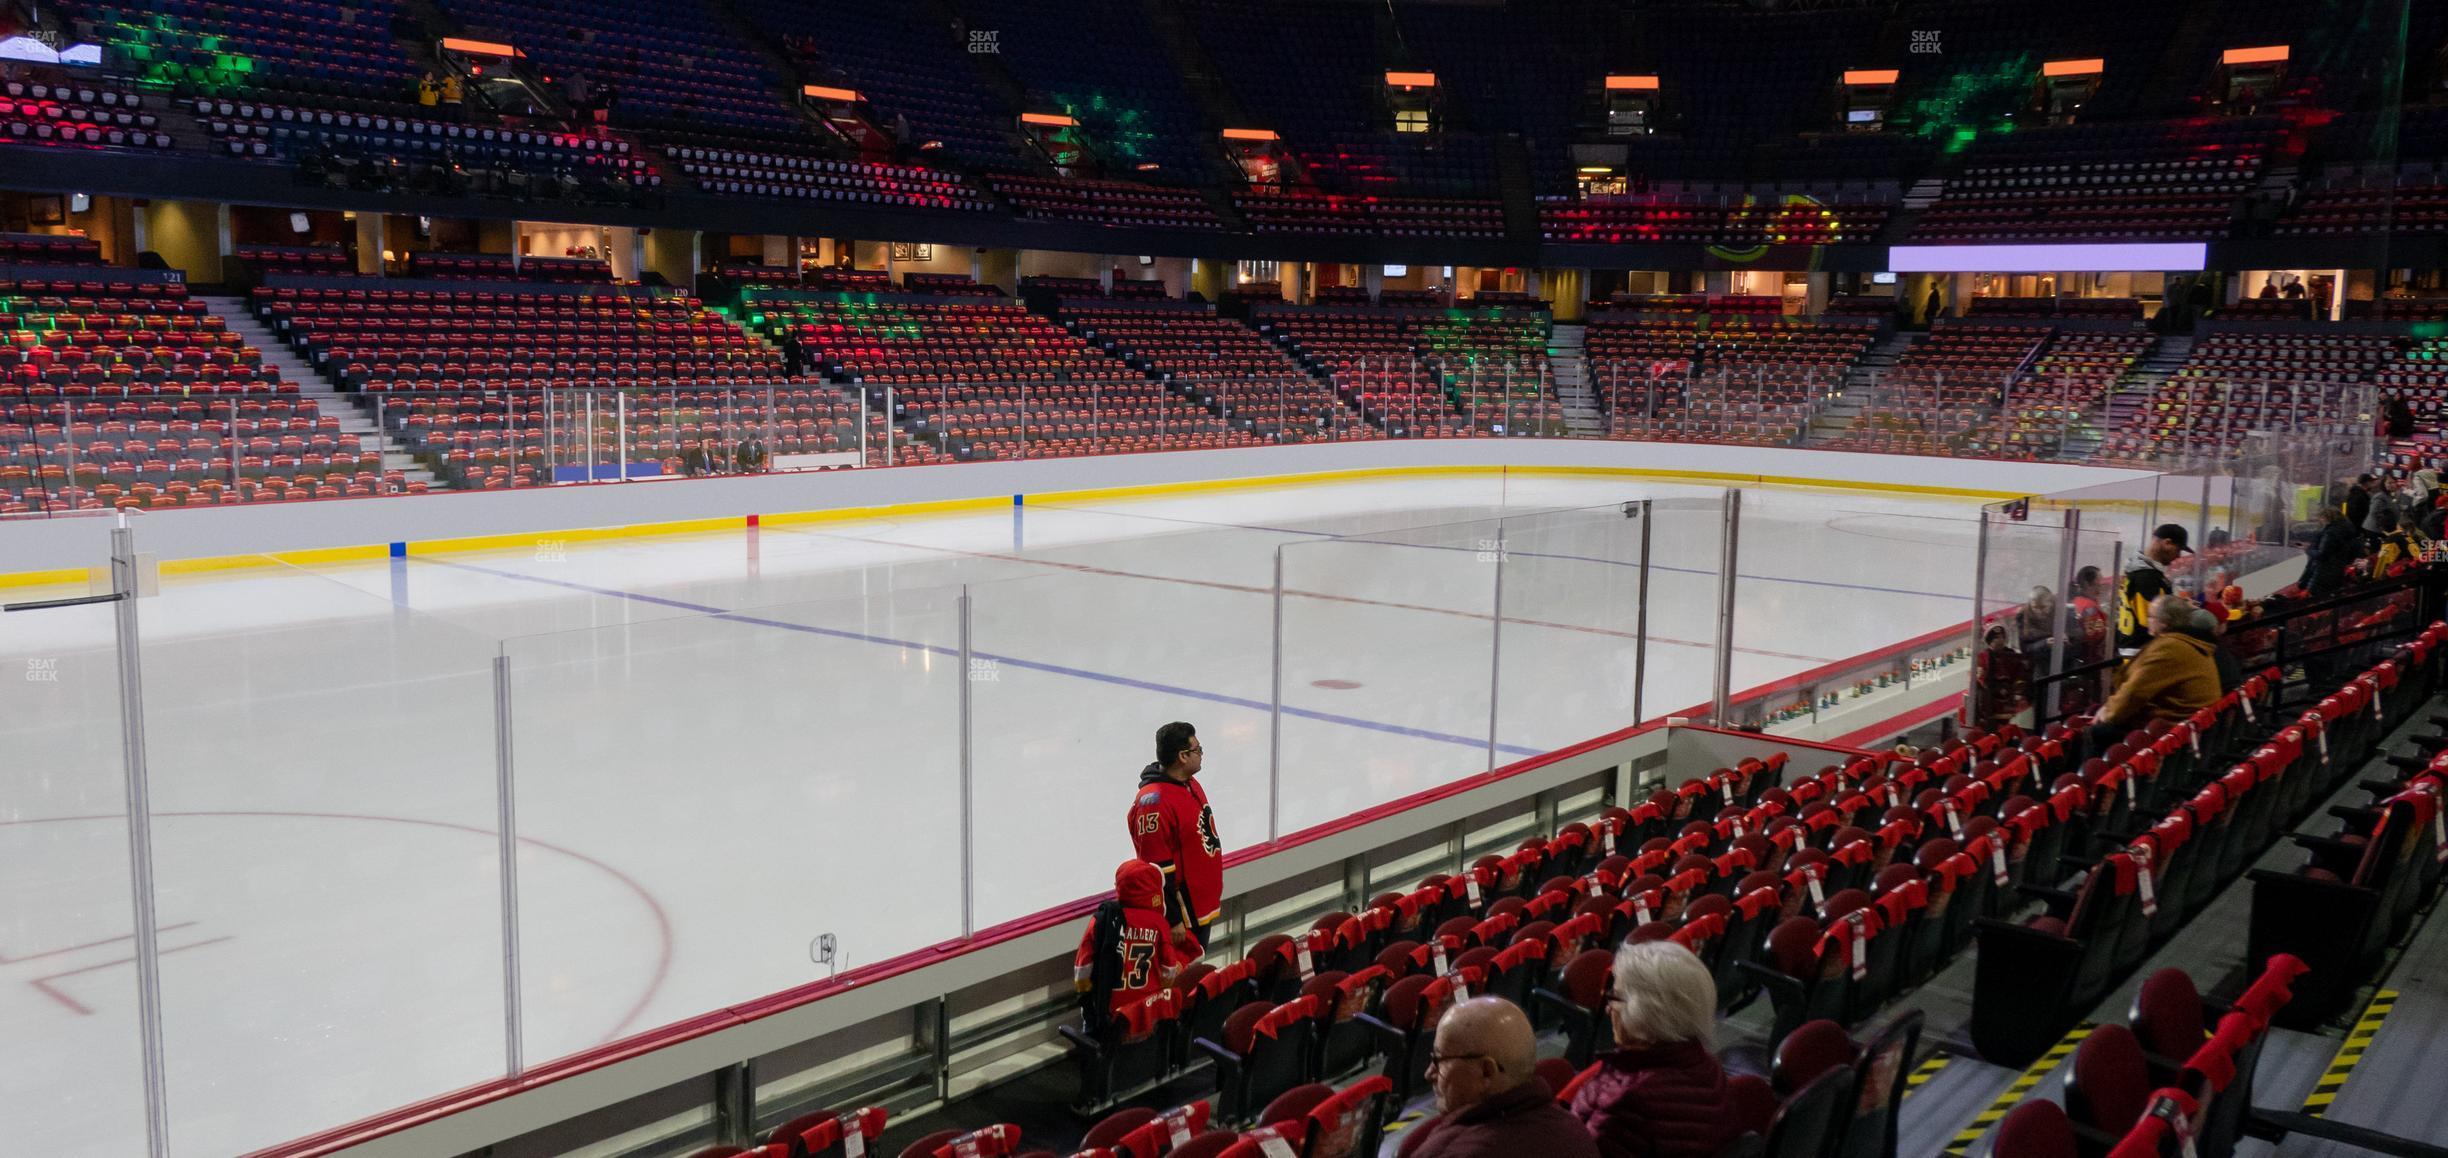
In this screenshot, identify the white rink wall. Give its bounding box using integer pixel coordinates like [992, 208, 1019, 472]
[1, 439, 2155, 574]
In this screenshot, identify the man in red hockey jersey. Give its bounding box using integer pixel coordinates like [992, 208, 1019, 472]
[1128, 721, 1223, 950]
[1073, 859, 1196, 1028]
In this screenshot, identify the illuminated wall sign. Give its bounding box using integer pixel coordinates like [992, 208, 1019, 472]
[1842, 69, 1900, 86]
[2222, 45, 2289, 66]
[2041, 58, 2104, 78]
[1222, 128, 1279, 141]
[1887, 242, 2206, 273]
[1020, 112, 1077, 127]
[1384, 71, 1437, 88]
[0, 35, 102, 65]
[1604, 75, 1659, 91]
[440, 37, 520, 57]
[801, 84, 860, 102]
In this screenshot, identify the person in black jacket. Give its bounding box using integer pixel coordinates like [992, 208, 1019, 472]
[2115, 525, 2189, 658]
[2302, 506, 2361, 596]
[2344, 475, 2377, 536]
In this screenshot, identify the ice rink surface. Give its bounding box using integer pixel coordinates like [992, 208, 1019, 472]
[0, 473, 1994, 1156]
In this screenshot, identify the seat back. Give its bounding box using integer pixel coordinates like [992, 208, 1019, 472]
[1725, 1073, 1778, 1139]
[2129, 970, 2204, 1088]
[1163, 1134, 1242, 1158]
[1771, 1019, 1854, 1096]
[1258, 1082, 1332, 1129]
[2063, 1023, 2150, 1140]
[1762, 1066, 1853, 1158]
[1835, 1010, 1920, 1158]
[1991, 1100, 2078, 1158]
[1298, 1075, 1391, 1158]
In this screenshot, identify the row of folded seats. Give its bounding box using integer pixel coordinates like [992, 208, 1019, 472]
[990, 176, 1225, 230]
[1972, 627, 2445, 1070]
[670, 142, 991, 212]
[1234, 192, 1506, 239]
[401, 252, 615, 282]
[1024, 277, 1170, 302]
[1059, 305, 1370, 443]
[193, 99, 656, 186]
[1991, 953, 2309, 1157]
[234, 245, 360, 278]
[1600, 391, 1812, 446]
[0, 234, 103, 266]
[1538, 197, 1889, 246]
[2275, 181, 2448, 236]
[697, 1079, 1384, 1158]
[0, 279, 400, 510]
[0, 77, 171, 149]
[1963, 298, 2146, 322]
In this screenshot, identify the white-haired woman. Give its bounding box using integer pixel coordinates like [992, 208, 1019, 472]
[1567, 940, 1741, 1158]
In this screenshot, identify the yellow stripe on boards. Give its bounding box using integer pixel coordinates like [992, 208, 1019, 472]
[0, 460, 2050, 585]
[0, 566, 97, 590]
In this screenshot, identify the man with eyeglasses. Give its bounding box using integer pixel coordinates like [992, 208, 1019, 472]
[1398, 997, 1599, 1158]
[1129, 721, 1223, 952]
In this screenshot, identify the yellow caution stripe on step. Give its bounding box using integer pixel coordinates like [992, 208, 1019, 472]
[2303, 989, 2397, 1118]
[1945, 1023, 2095, 1155]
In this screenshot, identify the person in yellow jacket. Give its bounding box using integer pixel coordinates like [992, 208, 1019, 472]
[2089, 595, 2219, 753]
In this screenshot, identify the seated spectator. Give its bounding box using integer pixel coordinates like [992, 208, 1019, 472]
[1976, 624, 2030, 730]
[2016, 586, 2057, 654]
[2089, 595, 2220, 750]
[1398, 997, 1599, 1158]
[1072, 859, 1195, 1035]
[1567, 941, 1742, 1158]
[2185, 606, 2243, 693]
[2373, 508, 2426, 576]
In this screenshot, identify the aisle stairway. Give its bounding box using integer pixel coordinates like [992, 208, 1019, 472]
[201, 294, 441, 491]
[2077, 333, 2194, 461]
[1546, 323, 1604, 436]
[1808, 329, 1919, 445]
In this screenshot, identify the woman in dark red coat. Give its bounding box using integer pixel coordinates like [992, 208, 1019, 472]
[1567, 940, 1744, 1158]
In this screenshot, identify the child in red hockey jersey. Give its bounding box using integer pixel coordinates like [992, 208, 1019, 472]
[1073, 859, 1197, 1030]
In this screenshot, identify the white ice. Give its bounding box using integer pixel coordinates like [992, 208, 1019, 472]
[0, 475, 1990, 1156]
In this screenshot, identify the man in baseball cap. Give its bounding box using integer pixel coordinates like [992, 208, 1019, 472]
[2114, 524, 2192, 658]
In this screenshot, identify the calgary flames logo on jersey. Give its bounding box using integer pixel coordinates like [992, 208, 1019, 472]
[1196, 804, 1221, 856]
